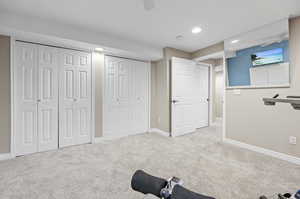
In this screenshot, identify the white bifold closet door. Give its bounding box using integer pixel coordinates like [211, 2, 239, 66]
[59, 49, 92, 147]
[15, 41, 92, 155]
[15, 42, 59, 156]
[104, 56, 149, 138]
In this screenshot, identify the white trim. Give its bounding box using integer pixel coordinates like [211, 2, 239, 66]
[148, 128, 170, 137]
[208, 64, 213, 125]
[90, 52, 96, 144]
[96, 130, 150, 143]
[0, 153, 14, 161]
[222, 53, 227, 141]
[148, 62, 151, 132]
[10, 37, 16, 158]
[224, 138, 300, 165]
[193, 51, 225, 62]
[94, 136, 121, 143]
[102, 55, 106, 137]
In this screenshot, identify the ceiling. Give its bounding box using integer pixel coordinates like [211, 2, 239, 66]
[0, 0, 299, 53]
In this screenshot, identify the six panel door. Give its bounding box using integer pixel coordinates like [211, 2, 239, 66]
[59, 49, 92, 147]
[15, 42, 39, 156]
[76, 52, 92, 145]
[37, 45, 59, 152]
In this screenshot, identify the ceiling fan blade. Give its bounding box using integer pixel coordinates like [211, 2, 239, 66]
[144, 0, 155, 11]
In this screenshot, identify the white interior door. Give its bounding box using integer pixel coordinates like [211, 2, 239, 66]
[194, 63, 209, 128]
[59, 49, 91, 147]
[104, 56, 149, 138]
[15, 42, 38, 156]
[171, 57, 209, 137]
[37, 45, 59, 152]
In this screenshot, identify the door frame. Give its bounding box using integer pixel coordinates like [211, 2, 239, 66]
[196, 62, 212, 127]
[10, 37, 96, 157]
[193, 51, 227, 141]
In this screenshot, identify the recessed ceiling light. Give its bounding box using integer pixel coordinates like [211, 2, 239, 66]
[95, 47, 104, 52]
[231, 39, 239, 44]
[192, 27, 202, 34]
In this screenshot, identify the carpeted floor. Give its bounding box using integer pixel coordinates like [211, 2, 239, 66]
[0, 124, 299, 199]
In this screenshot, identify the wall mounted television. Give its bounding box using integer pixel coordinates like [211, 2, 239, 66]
[251, 48, 284, 66]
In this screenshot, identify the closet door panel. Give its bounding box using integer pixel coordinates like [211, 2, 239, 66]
[59, 51, 78, 147]
[37, 46, 59, 152]
[76, 52, 91, 144]
[132, 62, 149, 134]
[14, 42, 38, 156]
[59, 50, 91, 147]
[117, 60, 132, 136]
[104, 56, 149, 138]
[103, 57, 119, 136]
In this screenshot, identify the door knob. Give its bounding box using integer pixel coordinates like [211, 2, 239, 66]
[73, 98, 77, 102]
[172, 100, 179, 104]
[37, 99, 41, 103]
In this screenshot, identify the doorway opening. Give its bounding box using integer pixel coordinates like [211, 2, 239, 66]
[194, 51, 226, 138]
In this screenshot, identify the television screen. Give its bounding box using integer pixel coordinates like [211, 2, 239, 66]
[251, 48, 283, 66]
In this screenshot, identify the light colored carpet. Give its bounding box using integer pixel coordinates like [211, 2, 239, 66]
[0, 124, 299, 199]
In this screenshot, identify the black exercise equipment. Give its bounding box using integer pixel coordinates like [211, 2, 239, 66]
[131, 170, 215, 199]
[131, 170, 168, 197]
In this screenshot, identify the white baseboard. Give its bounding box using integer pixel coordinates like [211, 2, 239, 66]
[224, 138, 300, 165]
[94, 136, 124, 143]
[94, 131, 149, 143]
[148, 128, 170, 137]
[0, 153, 14, 161]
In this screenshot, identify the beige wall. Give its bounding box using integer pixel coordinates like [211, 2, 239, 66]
[191, 42, 224, 59]
[150, 60, 159, 128]
[0, 35, 10, 153]
[226, 17, 300, 157]
[94, 52, 104, 137]
[150, 59, 169, 131]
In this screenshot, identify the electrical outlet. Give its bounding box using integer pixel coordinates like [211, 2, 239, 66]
[158, 117, 161, 124]
[289, 136, 297, 145]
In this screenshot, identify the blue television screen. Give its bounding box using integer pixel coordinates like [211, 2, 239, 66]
[251, 48, 283, 66]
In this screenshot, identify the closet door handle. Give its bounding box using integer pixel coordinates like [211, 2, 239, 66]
[172, 100, 179, 104]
